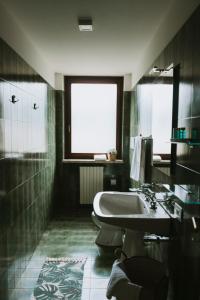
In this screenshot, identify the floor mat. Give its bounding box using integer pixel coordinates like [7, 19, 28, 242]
[31, 257, 87, 300]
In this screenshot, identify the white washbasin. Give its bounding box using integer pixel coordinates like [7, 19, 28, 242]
[93, 191, 170, 235]
[99, 192, 148, 215]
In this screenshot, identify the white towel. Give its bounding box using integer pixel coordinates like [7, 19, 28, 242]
[153, 155, 162, 161]
[130, 136, 142, 181]
[94, 154, 107, 161]
[106, 260, 141, 300]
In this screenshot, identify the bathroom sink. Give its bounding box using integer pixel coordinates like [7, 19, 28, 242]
[93, 191, 171, 235]
[97, 192, 148, 215]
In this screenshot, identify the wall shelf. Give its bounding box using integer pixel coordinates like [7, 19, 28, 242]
[171, 139, 200, 147]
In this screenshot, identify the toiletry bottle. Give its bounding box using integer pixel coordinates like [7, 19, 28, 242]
[179, 128, 183, 139]
[182, 127, 186, 139]
[175, 128, 180, 139]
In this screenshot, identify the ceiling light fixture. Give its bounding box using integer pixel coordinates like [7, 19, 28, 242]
[78, 17, 93, 32]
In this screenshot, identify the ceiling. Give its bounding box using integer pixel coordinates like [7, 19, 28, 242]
[0, 0, 200, 87]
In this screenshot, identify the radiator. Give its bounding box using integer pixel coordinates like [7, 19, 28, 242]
[80, 166, 104, 204]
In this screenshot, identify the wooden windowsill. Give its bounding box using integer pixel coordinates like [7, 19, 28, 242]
[153, 160, 171, 167]
[62, 159, 124, 164]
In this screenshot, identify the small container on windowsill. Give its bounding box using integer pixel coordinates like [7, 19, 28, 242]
[107, 153, 117, 161]
[107, 149, 117, 161]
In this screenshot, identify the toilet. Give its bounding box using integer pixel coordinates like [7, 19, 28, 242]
[91, 211, 123, 247]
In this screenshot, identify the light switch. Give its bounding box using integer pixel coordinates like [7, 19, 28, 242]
[111, 178, 117, 186]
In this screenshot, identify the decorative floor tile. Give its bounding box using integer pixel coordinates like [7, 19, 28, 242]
[81, 288, 90, 300]
[90, 288, 108, 300]
[10, 215, 115, 300]
[21, 268, 41, 278]
[10, 288, 33, 300]
[16, 277, 38, 289]
[91, 278, 109, 289]
[82, 277, 91, 289]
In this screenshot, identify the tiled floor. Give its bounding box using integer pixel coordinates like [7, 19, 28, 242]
[10, 213, 116, 300]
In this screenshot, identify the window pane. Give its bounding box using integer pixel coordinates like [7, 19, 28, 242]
[152, 84, 173, 154]
[71, 83, 117, 153]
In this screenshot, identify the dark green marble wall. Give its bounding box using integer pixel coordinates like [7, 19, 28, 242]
[130, 5, 200, 185]
[129, 5, 200, 299]
[0, 38, 56, 299]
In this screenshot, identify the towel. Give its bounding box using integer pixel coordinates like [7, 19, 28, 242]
[130, 136, 142, 181]
[153, 155, 162, 161]
[94, 154, 107, 161]
[106, 260, 142, 300]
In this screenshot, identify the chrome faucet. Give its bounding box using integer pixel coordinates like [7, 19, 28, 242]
[163, 192, 175, 204]
[136, 187, 152, 200]
[149, 193, 157, 210]
[137, 186, 157, 209]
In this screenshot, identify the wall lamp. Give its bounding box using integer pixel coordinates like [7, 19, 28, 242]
[150, 63, 174, 75]
[152, 66, 165, 73]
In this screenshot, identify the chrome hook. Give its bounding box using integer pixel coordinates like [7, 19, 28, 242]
[33, 103, 39, 110]
[10, 95, 19, 104]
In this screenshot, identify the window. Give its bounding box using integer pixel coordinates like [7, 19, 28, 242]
[64, 76, 123, 159]
[151, 83, 173, 155]
[138, 80, 173, 159]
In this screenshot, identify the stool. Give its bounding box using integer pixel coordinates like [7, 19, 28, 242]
[106, 256, 168, 300]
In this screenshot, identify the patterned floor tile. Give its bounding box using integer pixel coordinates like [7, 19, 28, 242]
[10, 215, 115, 300]
[10, 288, 33, 300]
[90, 288, 108, 300]
[91, 278, 109, 289]
[21, 268, 41, 278]
[81, 288, 90, 300]
[16, 277, 38, 289]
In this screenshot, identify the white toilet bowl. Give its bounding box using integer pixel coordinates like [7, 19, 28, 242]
[91, 211, 103, 228]
[91, 212, 123, 247]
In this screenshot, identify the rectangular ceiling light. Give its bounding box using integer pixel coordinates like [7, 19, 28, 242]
[78, 17, 93, 31]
